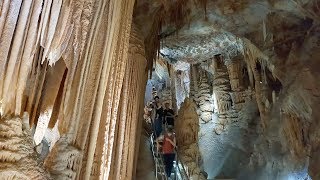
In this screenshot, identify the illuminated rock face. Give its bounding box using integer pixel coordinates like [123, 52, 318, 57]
[0, 0, 320, 180]
[133, 0, 320, 179]
[175, 98, 207, 179]
[0, 115, 49, 179]
[0, 0, 149, 179]
[190, 68, 214, 124]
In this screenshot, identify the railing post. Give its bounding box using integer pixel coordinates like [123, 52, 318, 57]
[175, 148, 178, 180]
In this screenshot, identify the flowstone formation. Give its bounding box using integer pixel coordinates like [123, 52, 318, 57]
[0, 0, 149, 179]
[175, 98, 206, 180]
[0, 115, 49, 179]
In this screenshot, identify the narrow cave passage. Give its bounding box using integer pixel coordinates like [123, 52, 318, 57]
[0, 0, 319, 180]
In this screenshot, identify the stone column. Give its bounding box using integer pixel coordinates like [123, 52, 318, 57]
[211, 56, 233, 134]
[194, 70, 214, 123]
[170, 67, 178, 112]
[89, 25, 148, 180]
[226, 58, 247, 112]
[189, 64, 199, 100]
[43, 0, 137, 179]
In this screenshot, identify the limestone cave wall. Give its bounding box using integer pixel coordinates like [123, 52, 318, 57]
[0, 0, 148, 179]
[133, 0, 320, 179]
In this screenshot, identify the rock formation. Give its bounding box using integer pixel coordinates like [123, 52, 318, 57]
[0, 0, 149, 179]
[0, 0, 319, 179]
[194, 70, 214, 124]
[0, 115, 49, 179]
[133, 0, 320, 179]
[175, 98, 207, 179]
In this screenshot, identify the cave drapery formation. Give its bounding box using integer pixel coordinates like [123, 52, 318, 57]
[0, 0, 147, 179]
[0, 0, 320, 179]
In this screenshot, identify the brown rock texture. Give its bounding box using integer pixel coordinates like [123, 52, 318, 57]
[0, 0, 148, 179]
[0, 115, 49, 179]
[175, 98, 206, 179]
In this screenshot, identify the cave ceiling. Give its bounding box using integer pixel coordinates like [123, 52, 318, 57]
[133, 0, 315, 64]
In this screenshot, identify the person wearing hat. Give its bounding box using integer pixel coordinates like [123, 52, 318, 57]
[156, 125, 176, 178]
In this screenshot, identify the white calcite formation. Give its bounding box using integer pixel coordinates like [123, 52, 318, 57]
[0, 0, 148, 179]
[159, 89, 172, 107]
[0, 115, 49, 179]
[193, 71, 214, 123]
[175, 98, 207, 180]
[134, 0, 320, 179]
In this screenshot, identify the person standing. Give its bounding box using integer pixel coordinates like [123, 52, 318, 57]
[153, 96, 163, 138]
[156, 126, 176, 178]
[163, 102, 175, 127]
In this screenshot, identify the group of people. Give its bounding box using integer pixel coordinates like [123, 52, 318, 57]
[143, 94, 177, 179]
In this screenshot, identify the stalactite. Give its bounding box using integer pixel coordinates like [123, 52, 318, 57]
[0, 0, 33, 112]
[242, 38, 272, 129]
[33, 60, 67, 145]
[14, 0, 44, 115]
[0, 0, 139, 179]
[90, 24, 148, 180]
[0, 0, 23, 100]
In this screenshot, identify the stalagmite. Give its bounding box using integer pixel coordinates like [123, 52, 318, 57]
[175, 98, 206, 179]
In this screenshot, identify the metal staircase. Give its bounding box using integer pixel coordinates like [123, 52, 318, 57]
[150, 134, 189, 180]
[150, 134, 167, 180]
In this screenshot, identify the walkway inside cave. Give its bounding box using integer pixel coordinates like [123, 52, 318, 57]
[141, 84, 190, 180]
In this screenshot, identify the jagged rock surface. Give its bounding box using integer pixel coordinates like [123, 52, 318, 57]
[134, 0, 320, 179]
[0, 115, 49, 179]
[0, 0, 147, 179]
[193, 71, 214, 124]
[175, 98, 207, 179]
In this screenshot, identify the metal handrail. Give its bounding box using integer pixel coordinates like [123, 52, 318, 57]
[148, 132, 189, 180]
[150, 134, 167, 180]
[174, 147, 190, 180]
[158, 153, 168, 180]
